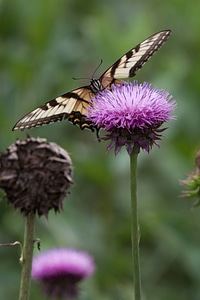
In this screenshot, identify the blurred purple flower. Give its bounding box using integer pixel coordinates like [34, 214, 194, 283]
[32, 248, 95, 299]
[87, 81, 176, 155]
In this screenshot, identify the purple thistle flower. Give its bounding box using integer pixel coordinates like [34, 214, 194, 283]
[32, 248, 95, 299]
[87, 81, 176, 155]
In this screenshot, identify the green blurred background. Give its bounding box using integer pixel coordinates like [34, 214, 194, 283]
[1, 0, 200, 299]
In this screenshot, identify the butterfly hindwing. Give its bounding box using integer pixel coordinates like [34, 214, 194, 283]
[12, 30, 171, 131]
[13, 86, 95, 130]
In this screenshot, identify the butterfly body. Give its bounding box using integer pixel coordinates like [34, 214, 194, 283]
[90, 78, 104, 94]
[12, 30, 171, 132]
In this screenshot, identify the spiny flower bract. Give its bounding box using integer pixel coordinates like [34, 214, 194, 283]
[87, 81, 176, 155]
[181, 148, 200, 207]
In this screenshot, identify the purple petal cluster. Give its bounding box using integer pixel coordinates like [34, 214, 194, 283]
[32, 248, 95, 299]
[87, 81, 176, 155]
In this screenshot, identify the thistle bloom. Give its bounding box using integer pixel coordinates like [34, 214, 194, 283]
[87, 81, 176, 155]
[32, 248, 95, 299]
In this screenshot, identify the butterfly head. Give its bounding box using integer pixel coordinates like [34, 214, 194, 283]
[90, 78, 104, 94]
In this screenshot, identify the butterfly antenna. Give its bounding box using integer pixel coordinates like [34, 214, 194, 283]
[92, 59, 103, 78]
[72, 76, 89, 81]
[72, 60, 103, 81]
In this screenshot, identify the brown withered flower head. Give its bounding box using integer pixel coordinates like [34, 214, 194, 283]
[0, 137, 73, 217]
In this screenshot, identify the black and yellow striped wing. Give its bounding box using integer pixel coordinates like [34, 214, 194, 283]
[101, 30, 170, 83]
[12, 30, 171, 132]
[13, 86, 95, 131]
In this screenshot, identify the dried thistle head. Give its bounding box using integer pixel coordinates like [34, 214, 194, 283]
[0, 137, 73, 217]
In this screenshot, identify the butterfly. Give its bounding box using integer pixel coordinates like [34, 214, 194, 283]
[12, 30, 171, 133]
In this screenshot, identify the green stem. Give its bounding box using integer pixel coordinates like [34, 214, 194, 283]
[19, 212, 36, 300]
[130, 152, 141, 300]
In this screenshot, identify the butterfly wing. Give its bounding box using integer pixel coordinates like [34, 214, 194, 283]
[12, 86, 95, 131]
[100, 30, 171, 88]
[13, 30, 171, 131]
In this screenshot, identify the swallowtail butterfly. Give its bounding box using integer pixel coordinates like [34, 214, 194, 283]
[12, 30, 171, 132]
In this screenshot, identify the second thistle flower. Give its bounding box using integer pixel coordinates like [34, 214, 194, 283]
[32, 248, 95, 299]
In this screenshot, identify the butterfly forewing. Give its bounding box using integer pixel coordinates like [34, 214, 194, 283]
[12, 30, 171, 131]
[101, 30, 171, 80]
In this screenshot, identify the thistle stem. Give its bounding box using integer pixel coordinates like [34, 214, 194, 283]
[130, 152, 141, 300]
[19, 212, 36, 300]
